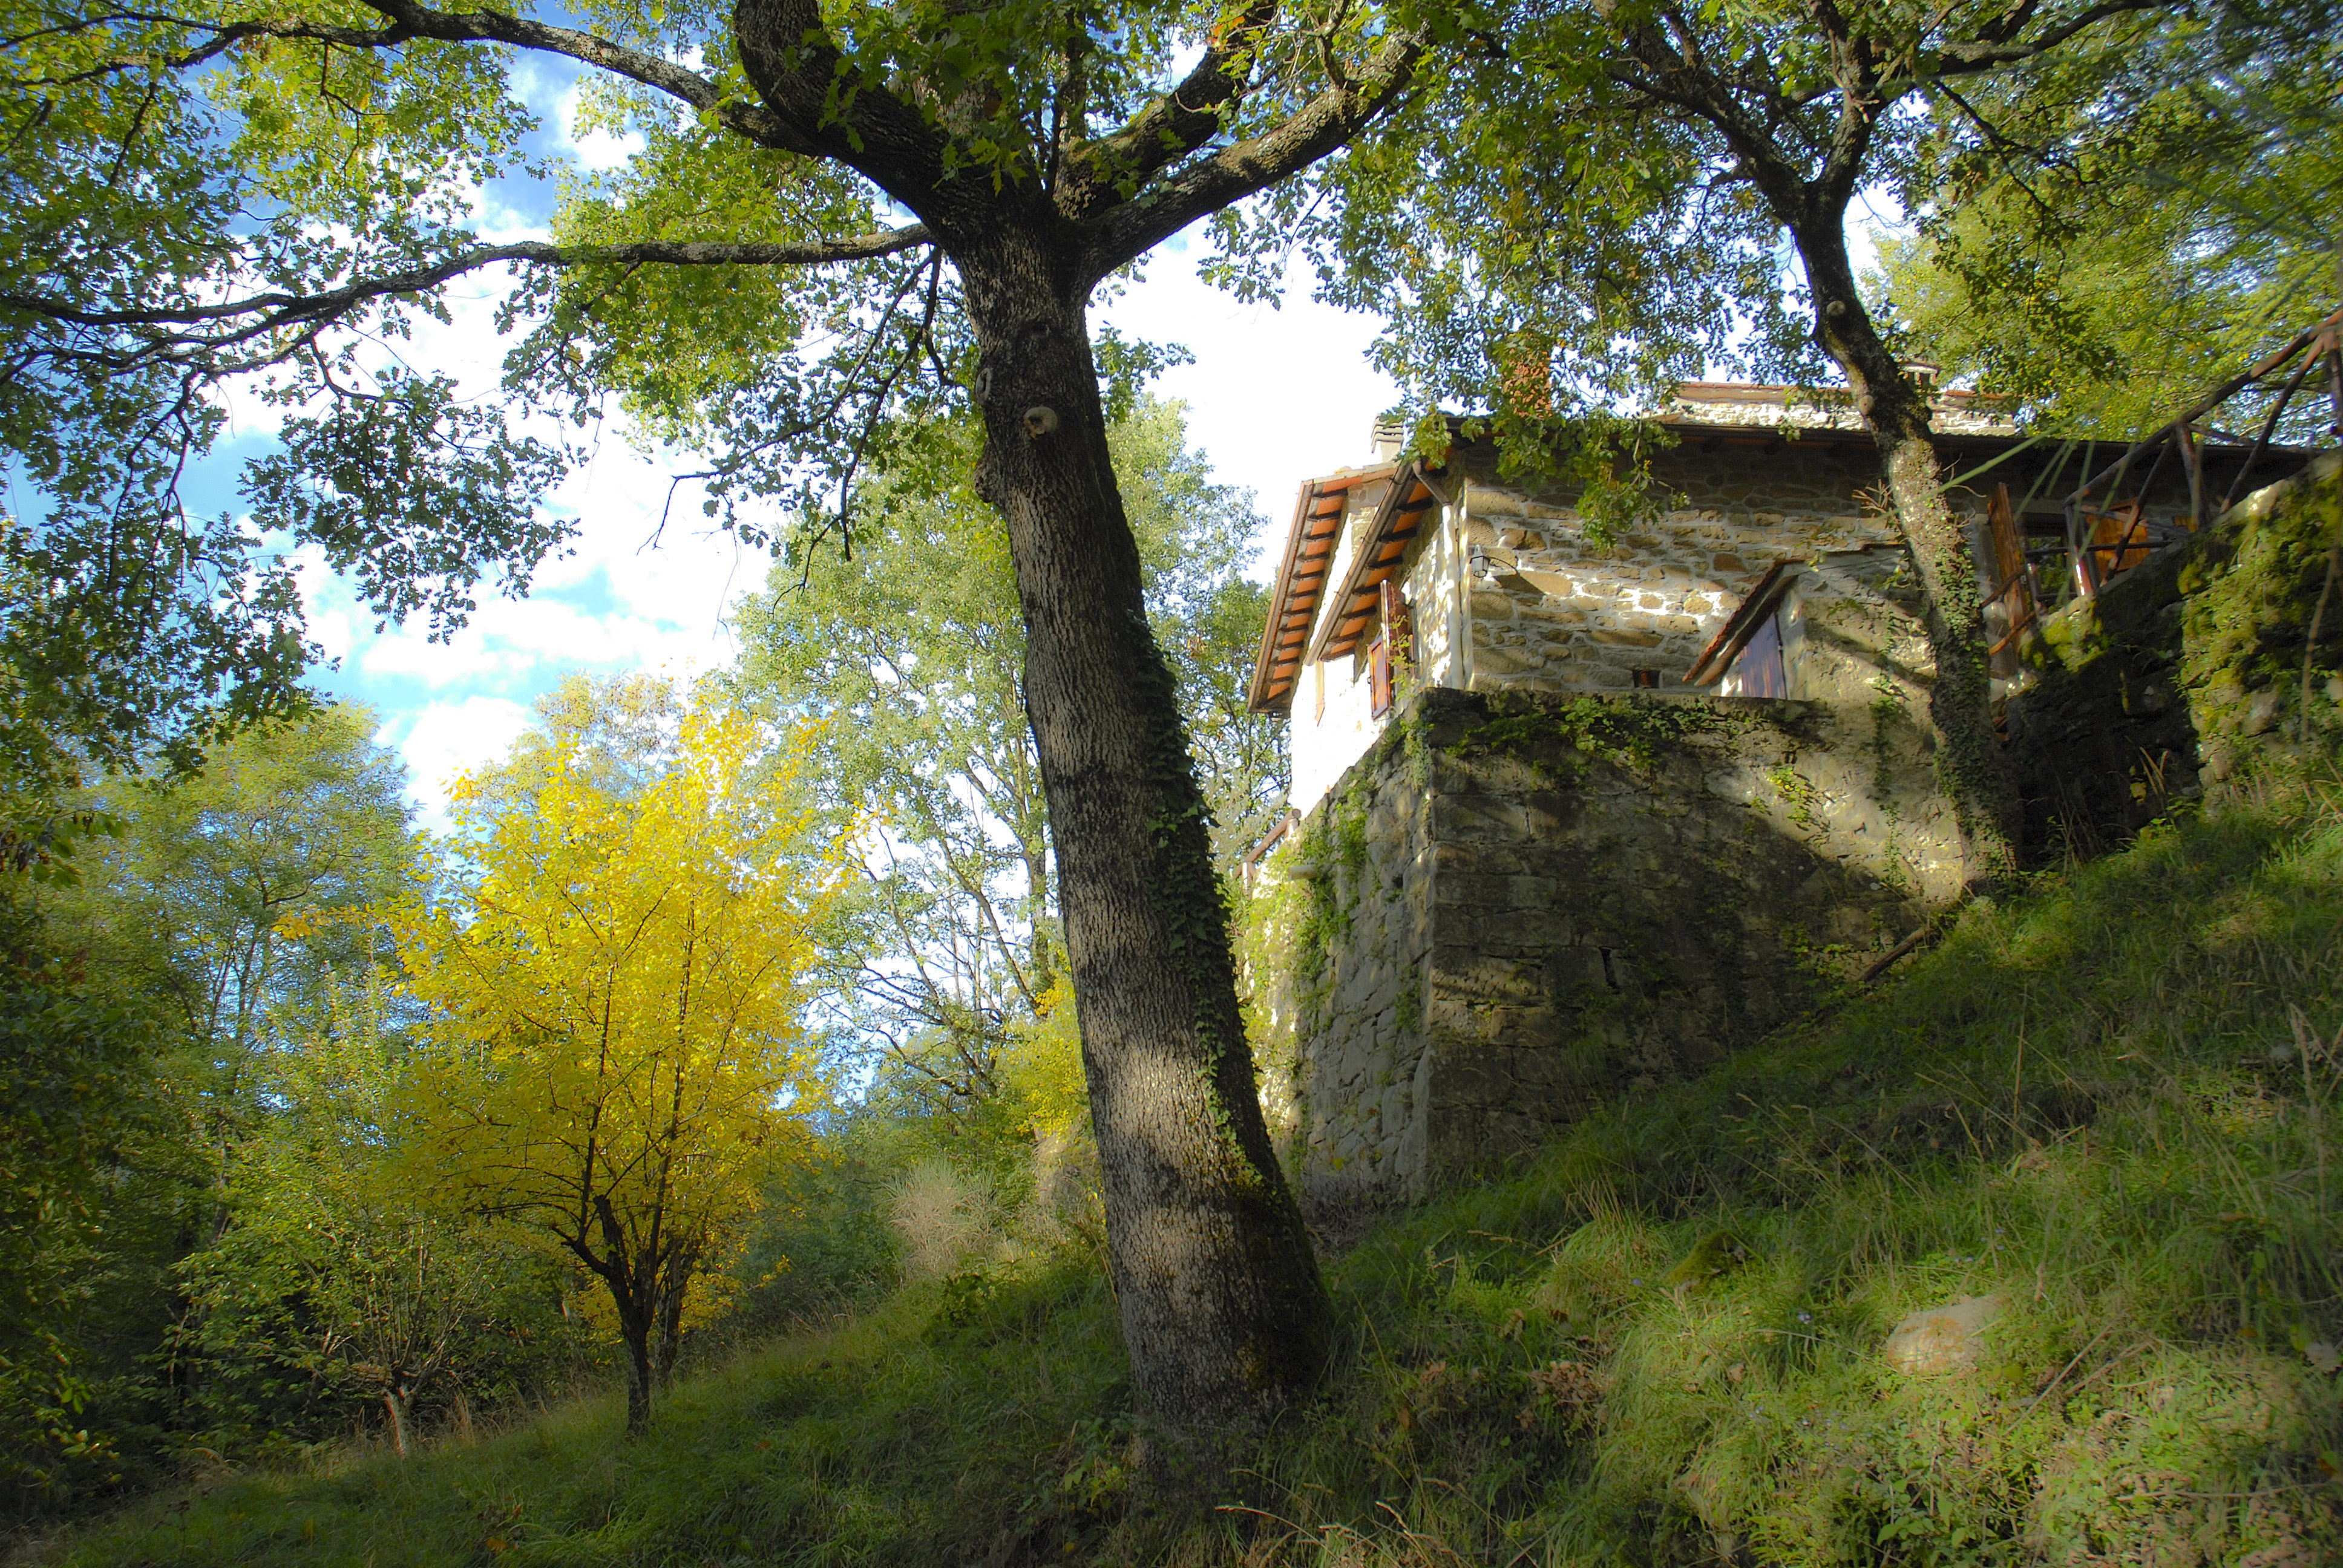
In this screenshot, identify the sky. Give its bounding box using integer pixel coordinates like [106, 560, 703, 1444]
[133, 60, 1409, 830]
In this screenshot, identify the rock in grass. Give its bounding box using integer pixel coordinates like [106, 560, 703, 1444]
[1883, 1295, 2002, 1374]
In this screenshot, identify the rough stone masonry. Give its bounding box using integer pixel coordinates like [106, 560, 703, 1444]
[1247, 686, 1955, 1207]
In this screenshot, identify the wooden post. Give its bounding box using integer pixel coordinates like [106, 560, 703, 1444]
[2181, 422, 2203, 534]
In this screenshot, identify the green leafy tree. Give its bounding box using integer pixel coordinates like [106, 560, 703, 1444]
[1, 706, 412, 1511]
[728, 399, 1280, 1125]
[1873, 28, 2343, 436]
[0, 888, 183, 1509]
[179, 979, 564, 1459]
[1254, 0, 2328, 882]
[1164, 572, 1287, 874]
[95, 705, 413, 1060]
[74, 705, 416, 1269]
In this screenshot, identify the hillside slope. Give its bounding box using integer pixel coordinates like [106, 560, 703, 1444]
[22, 763, 2343, 1568]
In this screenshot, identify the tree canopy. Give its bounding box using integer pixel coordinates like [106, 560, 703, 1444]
[1873, 16, 2343, 434]
[385, 684, 839, 1432]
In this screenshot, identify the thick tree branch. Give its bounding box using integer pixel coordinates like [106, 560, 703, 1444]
[40, 2, 816, 152]
[1054, 0, 1279, 220]
[2, 230, 934, 334]
[1613, 27, 1807, 205]
[1079, 24, 1427, 277]
[1928, 0, 2163, 71]
[348, 0, 819, 152]
[731, 0, 985, 236]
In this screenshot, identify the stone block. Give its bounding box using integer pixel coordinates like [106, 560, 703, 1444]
[1504, 874, 1561, 909]
[1484, 1006, 1571, 1050]
[1472, 644, 1545, 676]
[1444, 795, 1529, 837]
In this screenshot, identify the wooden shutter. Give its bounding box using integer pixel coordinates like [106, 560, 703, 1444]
[2083, 500, 2149, 578]
[1985, 482, 2038, 656]
[1380, 578, 1412, 660]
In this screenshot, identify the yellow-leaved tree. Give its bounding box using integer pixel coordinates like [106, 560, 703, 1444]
[385, 687, 836, 1434]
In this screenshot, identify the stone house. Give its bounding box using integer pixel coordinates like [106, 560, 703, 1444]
[1242, 384, 2279, 1205]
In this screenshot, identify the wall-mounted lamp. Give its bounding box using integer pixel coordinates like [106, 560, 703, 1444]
[1469, 545, 1494, 583]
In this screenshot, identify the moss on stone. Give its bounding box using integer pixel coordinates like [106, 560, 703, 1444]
[2006, 453, 2341, 853]
[1441, 690, 1756, 783]
[2178, 452, 2342, 763]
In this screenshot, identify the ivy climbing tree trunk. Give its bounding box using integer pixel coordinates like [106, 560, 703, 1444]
[1793, 218, 2017, 883]
[959, 234, 1328, 1436]
[724, 0, 1427, 1442]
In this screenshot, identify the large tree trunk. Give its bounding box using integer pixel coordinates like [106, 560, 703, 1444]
[1794, 218, 2019, 886]
[957, 233, 1329, 1446]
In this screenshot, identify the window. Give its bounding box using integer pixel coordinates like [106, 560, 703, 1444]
[1369, 578, 1409, 718]
[1717, 610, 1787, 698]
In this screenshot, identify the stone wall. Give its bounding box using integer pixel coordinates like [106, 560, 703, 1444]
[1443, 434, 2221, 696]
[2178, 451, 2343, 774]
[2000, 538, 2203, 858]
[1248, 686, 1955, 1207]
[1454, 440, 1904, 691]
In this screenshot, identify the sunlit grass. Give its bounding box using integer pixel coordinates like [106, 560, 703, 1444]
[31, 769, 2343, 1567]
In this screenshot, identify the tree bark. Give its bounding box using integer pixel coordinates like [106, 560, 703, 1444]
[620, 1309, 655, 1437]
[650, 1243, 696, 1389]
[1792, 217, 2019, 886]
[589, 1197, 660, 1436]
[957, 231, 1329, 1443]
[383, 1388, 412, 1459]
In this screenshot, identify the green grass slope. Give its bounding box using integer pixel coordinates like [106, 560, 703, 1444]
[26, 774, 2343, 1568]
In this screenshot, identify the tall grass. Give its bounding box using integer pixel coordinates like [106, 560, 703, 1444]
[24, 771, 2343, 1567]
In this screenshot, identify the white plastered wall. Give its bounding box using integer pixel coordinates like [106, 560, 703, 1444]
[1289, 490, 1467, 815]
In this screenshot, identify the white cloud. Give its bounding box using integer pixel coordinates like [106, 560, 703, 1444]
[557, 80, 647, 173]
[391, 696, 535, 829]
[1099, 243, 1401, 578]
[465, 175, 552, 245]
[352, 594, 726, 688]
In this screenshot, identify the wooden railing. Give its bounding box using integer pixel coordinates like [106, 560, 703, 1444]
[2063, 306, 2342, 598]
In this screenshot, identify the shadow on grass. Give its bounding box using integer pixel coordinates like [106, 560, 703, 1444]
[29, 773, 2343, 1567]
